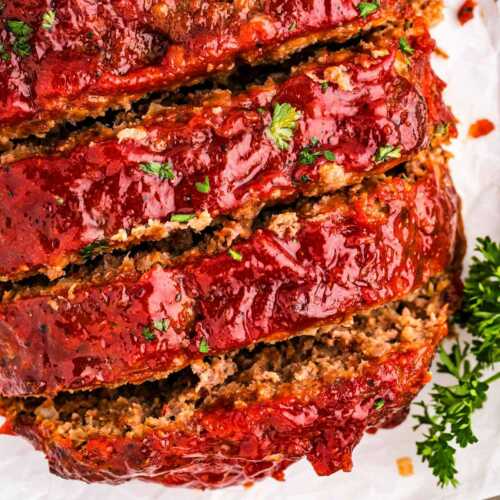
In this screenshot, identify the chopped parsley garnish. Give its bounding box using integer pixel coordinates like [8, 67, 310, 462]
[0, 43, 10, 62]
[170, 213, 195, 223]
[142, 327, 156, 342]
[435, 122, 450, 136]
[414, 237, 500, 487]
[228, 248, 243, 262]
[357, 1, 379, 18]
[310, 136, 319, 146]
[321, 81, 330, 93]
[300, 175, 311, 184]
[199, 337, 209, 353]
[323, 150, 336, 161]
[257, 107, 266, 114]
[195, 176, 211, 194]
[266, 102, 301, 150]
[299, 148, 321, 165]
[153, 319, 169, 332]
[399, 36, 414, 56]
[6, 20, 33, 57]
[374, 145, 401, 163]
[140, 161, 175, 181]
[373, 398, 385, 410]
[42, 10, 56, 30]
[80, 239, 108, 258]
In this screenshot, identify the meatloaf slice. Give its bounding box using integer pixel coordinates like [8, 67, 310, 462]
[0, 20, 455, 282]
[0, 146, 462, 397]
[0, 273, 461, 488]
[0, 0, 414, 144]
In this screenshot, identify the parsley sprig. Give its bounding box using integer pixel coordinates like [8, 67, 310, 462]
[6, 19, 33, 57]
[414, 237, 500, 487]
[266, 103, 301, 150]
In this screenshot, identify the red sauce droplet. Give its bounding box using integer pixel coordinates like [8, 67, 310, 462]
[468, 118, 495, 138]
[457, 0, 476, 25]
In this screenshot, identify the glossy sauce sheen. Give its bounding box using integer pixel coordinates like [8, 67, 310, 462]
[0, 0, 408, 139]
[0, 166, 459, 397]
[0, 32, 454, 281]
[4, 337, 445, 489]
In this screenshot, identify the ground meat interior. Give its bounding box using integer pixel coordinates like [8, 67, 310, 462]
[7, 274, 453, 445]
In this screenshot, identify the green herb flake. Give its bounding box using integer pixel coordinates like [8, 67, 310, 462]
[373, 398, 385, 410]
[228, 248, 243, 262]
[153, 319, 169, 332]
[266, 102, 301, 150]
[195, 176, 211, 194]
[170, 213, 195, 223]
[80, 239, 108, 258]
[42, 10, 56, 30]
[140, 161, 175, 181]
[399, 36, 414, 56]
[413, 237, 500, 488]
[299, 148, 321, 165]
[257, 107, 266, 114]
[357, 1, 379, 18]
[310, 136, 319, 147]
[7, 20, 33, 57]
[199, 337, 209, 353]
[0, 43, 10, 62]
[321, 81, 329, 93]
[374, 145, 401, 164]
[323, 150, 336, 161]
[300, 174, 311, 184]
[142, 327, 156, 342]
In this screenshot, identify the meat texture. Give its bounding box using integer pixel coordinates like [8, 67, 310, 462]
[0, 275, 461, 489]
[0, 0, 411, 143]
[0, 22, 455, 282]
[0, 152, 461, 397]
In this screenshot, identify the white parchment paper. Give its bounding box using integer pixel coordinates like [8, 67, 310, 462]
[0, 1, 499, 498]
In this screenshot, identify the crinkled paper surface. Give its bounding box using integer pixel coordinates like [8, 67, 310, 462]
[0, 1, 499, 498]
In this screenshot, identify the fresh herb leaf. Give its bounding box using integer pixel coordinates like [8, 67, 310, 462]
[0, 43, 10, 61]
[153, 319, 169, 332]
[310, 136, 319, 147]
[266, 102, 301, 150]
[7, 20, 33, 57]
[142, 327, 156, 341]
[414, 237, 500, 487]
[373, 398, 385, 410]
[321, 81, 329, 93]
[80, 239, 108, 258]
[300, 174, 311, 183]
[374, 145, 401, 163]
[399, 36, 414, 55]
[299, 148, 321, 165]
[42, 10, 56, 30]
[6, 20, 32, 37]
[140, 161, 175, 181]
[323, 150, 336, 161]
[199, 337, 209, 353]
[170, 213, 195, 223]
[195, 176, 210, 194]
[228, 248, 243, 262]
[357, 1, 379, 18]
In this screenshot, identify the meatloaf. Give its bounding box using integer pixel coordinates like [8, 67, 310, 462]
[0, 0, 412, 144]
[0, 273, 462, 488]
[0, 21, 455, 282]
[0, 146, 461, 397]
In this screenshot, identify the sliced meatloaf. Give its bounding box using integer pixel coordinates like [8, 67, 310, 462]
[0, 21, 455, 282]
[0, 0, 413, 144]
[0, 273, 462, 488]
[0, 146, 461, 397]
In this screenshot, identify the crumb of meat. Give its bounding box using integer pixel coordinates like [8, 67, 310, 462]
[117, 127, 148, 144]
[319, 162, 346, 191]
[267, 212, 300, 239]
[323, 65, 353, 91]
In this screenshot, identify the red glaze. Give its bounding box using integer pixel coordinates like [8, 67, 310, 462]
[0, 29, 455, 281]
[0, 164, 460, 397]
[468, 118, 495, 138]
[3, 330, 446, 489]
[0, 0, 410, 140]
[457, 0, 476, 25]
